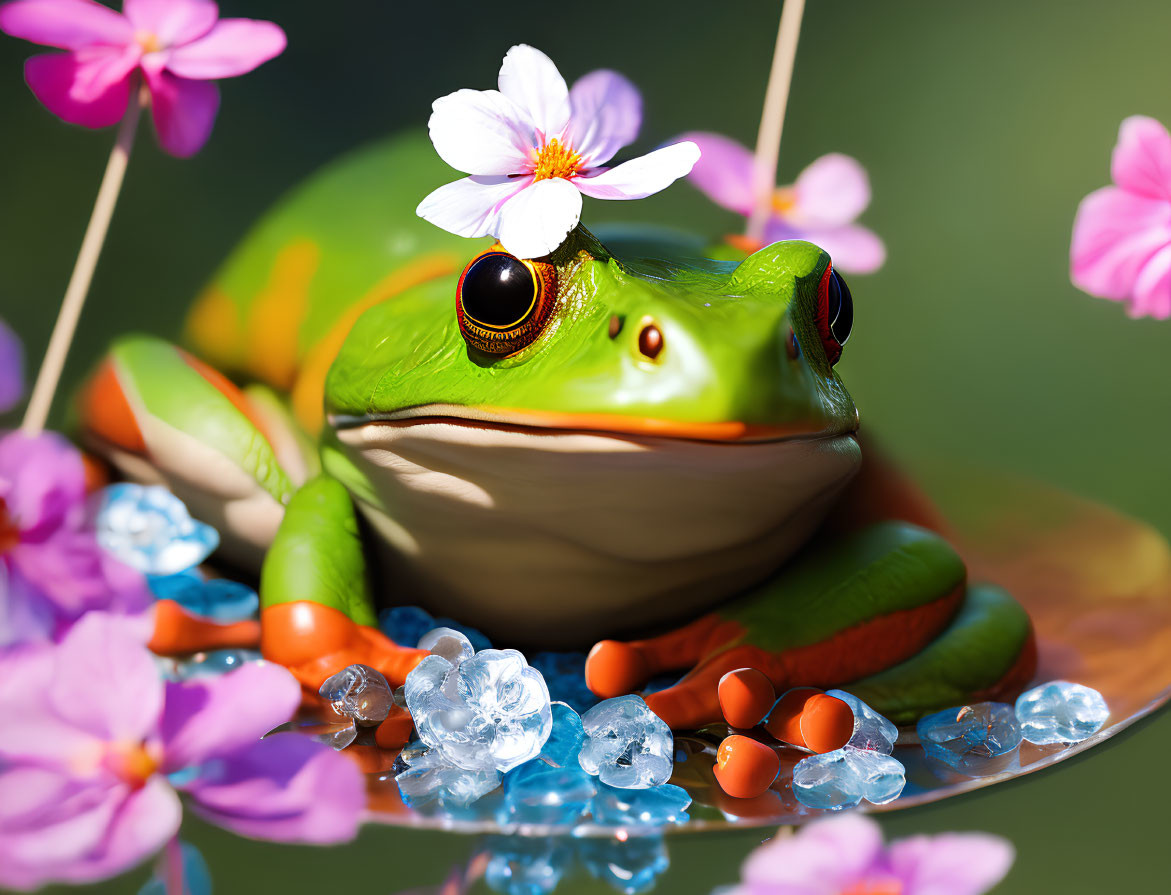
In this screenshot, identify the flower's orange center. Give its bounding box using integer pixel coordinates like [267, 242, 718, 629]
[771, 186, 797, 215]
[103, 741, 160, 789]
[135, 30, 163, 54]
[0, 498, 19, 554]
[532, 138, 583, 182]
[841, 878, 903, 895]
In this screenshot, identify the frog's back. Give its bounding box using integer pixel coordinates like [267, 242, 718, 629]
[183, 130, 472, 430]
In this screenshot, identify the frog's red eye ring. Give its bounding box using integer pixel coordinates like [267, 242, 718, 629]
[815, 264, 854, 366]
[456, 249, 557, 356]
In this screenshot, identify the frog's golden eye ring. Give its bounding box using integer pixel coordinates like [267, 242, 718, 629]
[456, 249, 557, 356]
[815, 265, 853, 365]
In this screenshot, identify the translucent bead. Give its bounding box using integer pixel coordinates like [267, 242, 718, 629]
[825, 688, 898, 754]
[539, 702, 585, 768]
[95, 483, 218, 575]
[395, 745, 501, 808]
[578, 695, 673, 789]
[418, 626, 475, 663]
[318, 663, 394, 725]
[177, 649, 263, 678]
[148, 573, 259, 621]
[579, 835, 669, 895]
[530, 651, 599, 714]
[792, 746, 905, 810]
[483, 836, 569, 895]
[405, 649, 552, 772]
[588, 782, 691, 828]
[502, 759, 596, 826]
[917, 702, 1021, 775]
[1015, 681, 1109, 744]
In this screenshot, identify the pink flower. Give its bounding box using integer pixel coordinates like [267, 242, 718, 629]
[680, 132, 886, 274]
[0, 430, 151, 646]
[1071, 115, 1171, 318]
[416, 44, 701, 260]
[0, 0, 286, 157]
[731, 814, 1013, 895]
[0, 319, 22, 414]
[0, 612, 364, 890]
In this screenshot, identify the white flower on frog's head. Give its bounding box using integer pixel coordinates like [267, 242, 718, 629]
[417, 44, 701, 260]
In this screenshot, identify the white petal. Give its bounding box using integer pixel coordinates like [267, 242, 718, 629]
[497, 44, 570, 140]
[566, 69, 642, 166]
[416, 175, 532, 239]
[428, 88, 535, 176]
[497, 178, 583, 259]
[575, 141, 701, 201]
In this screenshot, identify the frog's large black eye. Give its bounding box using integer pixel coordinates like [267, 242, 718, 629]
[456, 250, 557, 355]
[815, 265, 853, 365]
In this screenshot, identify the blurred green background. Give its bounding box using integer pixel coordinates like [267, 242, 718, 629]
[3, 0, 1171, 890]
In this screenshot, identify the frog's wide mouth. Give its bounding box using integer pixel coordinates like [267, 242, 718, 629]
[329, 403, 859, 444]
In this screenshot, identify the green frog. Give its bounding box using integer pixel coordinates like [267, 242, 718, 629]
[79, 132, 1034, 730]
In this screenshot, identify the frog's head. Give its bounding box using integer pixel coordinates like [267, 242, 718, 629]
[324, 227, 862, 642]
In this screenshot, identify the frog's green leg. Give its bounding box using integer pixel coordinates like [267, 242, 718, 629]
[259, 475, 427, 692]
[78, 334, 307, 567]
[843, 584, 1036, 725]
[588, 522, 972, 729]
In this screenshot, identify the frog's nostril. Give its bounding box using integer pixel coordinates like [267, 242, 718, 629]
[608, 315, 623, 338]
[638, 323, 664, 360]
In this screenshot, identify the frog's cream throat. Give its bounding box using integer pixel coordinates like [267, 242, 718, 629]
[333, 415, 861, 645]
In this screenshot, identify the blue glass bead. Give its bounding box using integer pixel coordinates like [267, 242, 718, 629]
[379, 606, 435, 648]
[917, 702, 1021, 775]
[589, 782, 691, 828]
[791, 746, 905, 810]
[137, 841, 211, 895]
[149, 573, 259, 621]
[502, 759, 596, 826]
[178, 649, 263, 678]
[1015, 680, 1109, 744]
[578, 695, 673, 789]
[826, 688, 898, 754]
[529, 651, 599, 713]
[578, 835, 669, 895]
[395, 745, 501, 808]
[483, 836, 569, 895]
[539, 702, 585, 767]
[96, 483, 218, 575]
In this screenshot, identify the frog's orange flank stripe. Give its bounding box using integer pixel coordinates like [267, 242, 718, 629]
[245, 240, 322, 389]
[291, 253, 461, 435]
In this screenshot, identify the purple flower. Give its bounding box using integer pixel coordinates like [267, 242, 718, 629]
[0, 319, 23, 414]
[1071, 115, 1171, 318]
[0, 430, 151, 646]
[416, 44, 700, 259]
[680, 132, 885, 274]
[0, 0, 286, 157]
[731, 814, 1013, 895]
[0, 612, 364, 890]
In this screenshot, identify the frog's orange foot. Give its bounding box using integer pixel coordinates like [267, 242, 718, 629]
[260, 600, 428, 693]
[585, 614, 743, 700]
[148, 599, 261, 656]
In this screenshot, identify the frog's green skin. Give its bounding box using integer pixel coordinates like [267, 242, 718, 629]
[82, 131, 1034, 727]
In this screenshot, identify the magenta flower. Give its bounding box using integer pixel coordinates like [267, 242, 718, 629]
[0, 430, 151, 646]
[680, 132, 885, 274]
[1071, 115, 1171, 318]
[730, 814, 1013, 895]
[417, 44, 701, 259]
[0, 0, 286, 157]
[0, 612, 364, 890]
[0, 319, 22, 414]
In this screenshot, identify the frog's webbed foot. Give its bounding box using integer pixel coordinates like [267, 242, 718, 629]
[589, 522, 999, 730]
[259, 476, 426, 693]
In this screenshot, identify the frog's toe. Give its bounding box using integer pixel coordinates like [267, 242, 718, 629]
[79, 335, 309, 568]
[585, 640, 651, 699]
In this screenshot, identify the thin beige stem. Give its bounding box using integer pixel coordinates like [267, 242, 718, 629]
[20, 88, 145, 436]
[746, 0, 807, 242]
